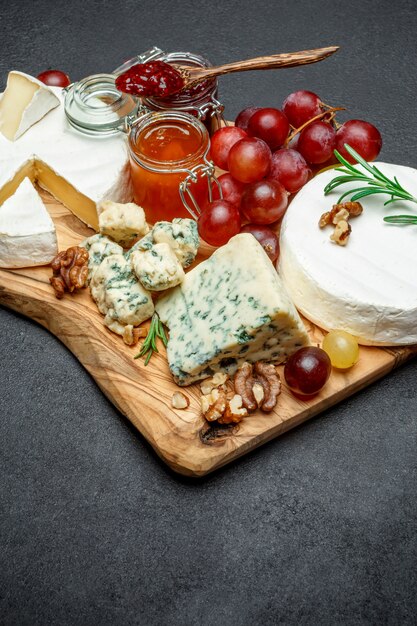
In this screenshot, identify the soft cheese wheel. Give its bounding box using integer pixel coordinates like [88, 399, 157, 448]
[279, 162, 417, 345]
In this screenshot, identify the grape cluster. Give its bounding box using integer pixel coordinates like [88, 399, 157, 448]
[198, 89, 382, 253]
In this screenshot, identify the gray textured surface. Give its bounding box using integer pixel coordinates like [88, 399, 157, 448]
[1, 0, 417, 624]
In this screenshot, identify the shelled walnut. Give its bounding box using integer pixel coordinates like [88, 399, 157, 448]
[234, 362, 281, 413]
[50, 246, 89, 299]
[319, 201, 363, 246]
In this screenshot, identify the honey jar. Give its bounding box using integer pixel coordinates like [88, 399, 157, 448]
[128, 111, 216, 223]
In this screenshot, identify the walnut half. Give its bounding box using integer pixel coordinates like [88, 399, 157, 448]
[234, 362, 281, 413]
[50, 246, 89, 299]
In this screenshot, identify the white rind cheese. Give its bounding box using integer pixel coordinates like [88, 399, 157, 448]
[0, 177, 57, 267]
[131, 243, 185, 291]
[156, 233, 310, 386]
[279, 162, 417, 345]
[0, 71, 60, 141]
[0, 79, 132, 230]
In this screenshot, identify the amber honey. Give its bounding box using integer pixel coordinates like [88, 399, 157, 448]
[128, 111, 210, 223]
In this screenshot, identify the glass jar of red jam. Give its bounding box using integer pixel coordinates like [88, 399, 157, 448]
[142, 51, 224, 136]
[128, 111, 213, 223]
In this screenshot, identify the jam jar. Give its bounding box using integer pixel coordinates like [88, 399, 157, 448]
[128, 111, 215, 223]
[114, 49, 224, 136]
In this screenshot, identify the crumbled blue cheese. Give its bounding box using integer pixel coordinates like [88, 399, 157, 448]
[81, 233, 123, 283]
[90, 253, 154, 342]
[97, 200, 149, 248]
[156, 233, 310, 386]
[127, 218, 199, 268]
[131, 243, 185, 291]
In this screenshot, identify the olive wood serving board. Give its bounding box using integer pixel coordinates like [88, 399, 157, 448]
[1, 190, 416, 477]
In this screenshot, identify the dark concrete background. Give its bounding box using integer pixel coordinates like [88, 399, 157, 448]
[1, 1, 416, 624]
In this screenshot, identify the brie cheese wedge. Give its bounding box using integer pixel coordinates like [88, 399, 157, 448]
[279, 162, 417, 346]
[0, 75, 132, 231]
[0, 71, 60, 141]
[0, 177, 58, 268]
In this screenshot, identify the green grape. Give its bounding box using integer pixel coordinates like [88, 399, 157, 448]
[322, 330, 359, 369]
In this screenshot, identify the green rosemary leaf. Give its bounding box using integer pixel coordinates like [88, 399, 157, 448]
[134, 312, 168, 365]
[383, 215, 417, 224]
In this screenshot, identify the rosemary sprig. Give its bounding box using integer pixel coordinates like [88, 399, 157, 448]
[324, 144, 417, 225]
[134, 312, 168, 366]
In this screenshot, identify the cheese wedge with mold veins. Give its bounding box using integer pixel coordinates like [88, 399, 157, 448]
[0, 71, 60, 141]
[279, 162, 417, 345]
[0, 78, 132, 231]
[156, 233, 310, 386]
[0, 177, 57, 268]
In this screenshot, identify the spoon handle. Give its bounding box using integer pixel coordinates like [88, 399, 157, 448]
[196, 46, 339, 79]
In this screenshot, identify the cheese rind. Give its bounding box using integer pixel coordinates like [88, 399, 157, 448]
[0, 71, 60, 141]
[0, 177, 57, 268]
[279, 162, 417, 346]
[156, 233, 310, 386]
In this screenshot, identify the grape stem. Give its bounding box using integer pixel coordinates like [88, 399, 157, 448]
[324, 144, 417, 225]
[284, 106, 346, 147]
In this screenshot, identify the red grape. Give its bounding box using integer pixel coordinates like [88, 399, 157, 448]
[198, 200, 241, 246]
[240, 224, 279, 262]
[284, 347, 331, 396]
[247, 107, 290, 150]
[235, 106, 260, 131]
[269, 148, 311, 193]
[37, 69, 71, 87]
[204, 173, 247, 209]
[282, 90, 322, 128]
[335, 119, 382, 163]
[298, 121, 336, 164]
[210, 126, 248, 170]
[240, 180, 288, 225]
[228, 137, 272, 183]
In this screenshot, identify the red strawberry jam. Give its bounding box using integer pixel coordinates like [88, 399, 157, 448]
[115, 61, 184, 98]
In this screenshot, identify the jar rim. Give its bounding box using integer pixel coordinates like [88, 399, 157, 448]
[128, 110, 210, 171]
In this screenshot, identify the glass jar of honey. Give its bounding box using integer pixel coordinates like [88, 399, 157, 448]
[128, 111, 215, 223]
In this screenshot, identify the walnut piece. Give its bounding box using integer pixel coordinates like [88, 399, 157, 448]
[50, 246, 89, 299]
[201, 387, 227, 422]
[200, 372, 229, 396]
[218, 394, 248, 424]
[171, 392, 190, 410]
[319, 201, 363, 228]
[330, 219, 351, 246]
[234, 361, 281, 413]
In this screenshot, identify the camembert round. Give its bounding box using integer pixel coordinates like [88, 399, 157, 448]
[279, 163, 417, 345]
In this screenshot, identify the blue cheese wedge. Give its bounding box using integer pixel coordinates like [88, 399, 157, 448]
[131, 243, 185, 291]
[97, 200, 149, 248]
[90, 254, 154, 344]
[127, 218, 199, 268]
[156, 233, 310, 386]
[81, 233, 123, 283]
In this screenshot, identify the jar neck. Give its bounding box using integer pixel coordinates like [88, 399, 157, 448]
[128, 111, 210, 173]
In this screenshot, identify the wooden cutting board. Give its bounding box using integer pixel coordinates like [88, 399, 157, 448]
[1, 189, 416, 476]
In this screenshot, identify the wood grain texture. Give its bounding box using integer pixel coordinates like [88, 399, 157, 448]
[1, 189, 416, 477]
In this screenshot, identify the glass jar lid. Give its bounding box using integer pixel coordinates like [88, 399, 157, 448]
[64, 73, 138, 136]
